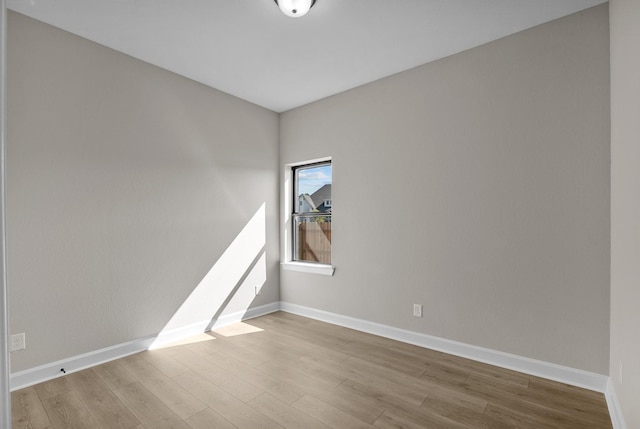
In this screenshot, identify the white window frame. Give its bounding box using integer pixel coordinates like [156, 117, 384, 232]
[281, 157, 335, 276]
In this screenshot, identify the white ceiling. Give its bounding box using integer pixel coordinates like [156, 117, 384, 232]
[7, 0, 606, 112]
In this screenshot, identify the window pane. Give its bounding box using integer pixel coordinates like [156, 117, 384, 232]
[293, 161, 332, 264]
[295, 164, 332, 213]
[294, 215, 331, 264]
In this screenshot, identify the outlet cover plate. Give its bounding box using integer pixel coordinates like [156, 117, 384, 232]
[413, 304, 422, 318]
[10, 333, 26, 351]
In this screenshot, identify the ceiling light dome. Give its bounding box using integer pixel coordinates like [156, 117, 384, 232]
[274, 0, 316, 18]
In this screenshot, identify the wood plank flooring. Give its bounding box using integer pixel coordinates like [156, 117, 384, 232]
[11, 311, 612, 428]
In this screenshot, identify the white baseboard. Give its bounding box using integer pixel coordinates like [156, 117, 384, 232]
[605, 378, 628, 429]
[10, 335, 157, 392]
[212, 302, 280, 328]
[11, 300, 614, 407]
[149, 302, 281, 350]
[10, 302, 280, 391]
[280, 302, 609, 394]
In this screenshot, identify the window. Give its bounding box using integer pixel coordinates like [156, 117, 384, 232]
[292, 161, 332, 265]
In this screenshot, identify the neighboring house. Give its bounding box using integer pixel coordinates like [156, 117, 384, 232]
[310, 184, 332, 213]
[298, 184, 332, 213]
[298, 194, 316, 212]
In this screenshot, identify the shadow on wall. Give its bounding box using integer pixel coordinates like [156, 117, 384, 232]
[149, 203, 267, 349]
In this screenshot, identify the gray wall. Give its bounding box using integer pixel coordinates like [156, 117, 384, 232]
[610, 0, 640, 426]
[7, 11, 280, 372]
[280, 5, 610, 374]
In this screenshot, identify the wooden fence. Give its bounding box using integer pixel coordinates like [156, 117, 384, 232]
[298, 221, 331, 264]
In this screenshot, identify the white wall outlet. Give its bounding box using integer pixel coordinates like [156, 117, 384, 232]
[255, 285, 261, 296]
[10, 333, 26, 352]
[619, 360, 623, 385]
[413, 304, 422, 318]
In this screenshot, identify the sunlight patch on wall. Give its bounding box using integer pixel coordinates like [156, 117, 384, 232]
[149, 203, 266, 349]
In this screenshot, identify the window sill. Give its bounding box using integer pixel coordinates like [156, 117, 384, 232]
[281, 262, 335, 276]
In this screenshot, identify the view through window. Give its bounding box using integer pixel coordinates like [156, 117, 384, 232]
[293, 161, 332, 264]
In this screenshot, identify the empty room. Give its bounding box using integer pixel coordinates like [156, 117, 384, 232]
[0, 0, 638, 428]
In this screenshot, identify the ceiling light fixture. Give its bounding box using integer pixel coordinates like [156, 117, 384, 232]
[274, 0, 316, 18]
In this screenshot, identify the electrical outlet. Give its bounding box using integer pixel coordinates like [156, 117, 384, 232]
[619, 360, 623, 385]
[10, 333, 26, 352]
[413, 304, 422, 318]
[255, 285, 261, 296]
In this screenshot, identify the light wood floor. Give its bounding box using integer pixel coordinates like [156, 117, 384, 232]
[12, 311, 612, 428]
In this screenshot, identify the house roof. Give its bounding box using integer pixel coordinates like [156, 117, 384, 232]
[311, 185, 332, 212]
[300, 194, 316, 211]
